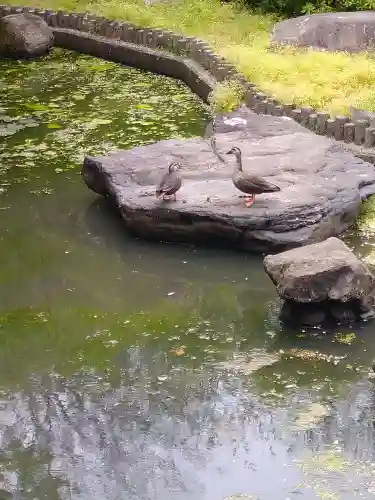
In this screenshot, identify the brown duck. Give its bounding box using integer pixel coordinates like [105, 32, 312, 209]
[226, 146, 280, 207]
[155, 162, 182, 201]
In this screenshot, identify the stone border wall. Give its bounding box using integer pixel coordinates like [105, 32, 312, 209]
[1, 4, 375, 148]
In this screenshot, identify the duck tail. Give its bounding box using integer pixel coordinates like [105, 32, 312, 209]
[267, 182, 281, 193]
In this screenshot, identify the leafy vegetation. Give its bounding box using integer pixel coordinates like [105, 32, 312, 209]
[208, 77, 246, 113]
[7, 0, 375, 115]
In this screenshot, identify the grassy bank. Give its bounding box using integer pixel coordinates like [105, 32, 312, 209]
[7, 0, 375, 115]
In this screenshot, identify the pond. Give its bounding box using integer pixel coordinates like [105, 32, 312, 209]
[1, 48, 375, 500]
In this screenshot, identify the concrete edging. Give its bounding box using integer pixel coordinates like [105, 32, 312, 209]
[1, 4, 375, 150]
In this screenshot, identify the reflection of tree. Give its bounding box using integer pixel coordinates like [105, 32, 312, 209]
[0, 287, 375, 498]
[1, 345, 375, 499]
[0, 344, 267, 499]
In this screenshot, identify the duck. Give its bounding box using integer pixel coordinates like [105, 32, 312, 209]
[155, 162, 182, 201]
[226, 146, 281, 207]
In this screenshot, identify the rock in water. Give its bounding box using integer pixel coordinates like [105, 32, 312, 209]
[264, 237, 375, 325]
[82, 106, 375, 253]
[0, 13, 54, 58]
[271, 12, 375, 52]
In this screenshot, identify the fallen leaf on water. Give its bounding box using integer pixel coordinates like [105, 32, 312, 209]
[136, 103, 153, 110]
[286, 348, 346, 364]
[47, 122, 62, 129]
[171, 347, 185, 356]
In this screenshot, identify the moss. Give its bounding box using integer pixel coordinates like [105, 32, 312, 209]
[333, 332, 356, 345]
[357, 195, 375, 235]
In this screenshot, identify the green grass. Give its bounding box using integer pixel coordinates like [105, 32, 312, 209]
[7, 0, 375, 115]
[208, 77, 246, 113]
[357, 195, 375, 234]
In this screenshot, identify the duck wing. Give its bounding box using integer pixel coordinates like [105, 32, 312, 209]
[156, 172, 181, 196]
[233, 171, 280, 194]
[245, 174, 280, 193]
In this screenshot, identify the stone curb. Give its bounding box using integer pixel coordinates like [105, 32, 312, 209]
[1, 4, 375, 151]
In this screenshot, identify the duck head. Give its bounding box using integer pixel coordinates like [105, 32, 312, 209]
[168, 162, 181, 173]
[226, 146, 242, 170]
[226, 146, 241, 157]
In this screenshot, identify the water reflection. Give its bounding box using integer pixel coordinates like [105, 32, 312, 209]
[2, 46, 375, 500]
[1, 182, 375, 498]
[0, 353, 375, 500]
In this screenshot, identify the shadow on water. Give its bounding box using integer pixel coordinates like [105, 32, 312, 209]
[2, 48, 375, 500]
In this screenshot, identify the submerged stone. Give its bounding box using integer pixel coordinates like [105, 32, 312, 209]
[82, 106, 375, 253]
[291, 402, 330, 431]
[0, 13, 53, 59]
[264, 237, 375, 325]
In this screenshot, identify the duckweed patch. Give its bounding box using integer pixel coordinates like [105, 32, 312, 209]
[333, 332, 356, 345]
[0, 48, 210, 185]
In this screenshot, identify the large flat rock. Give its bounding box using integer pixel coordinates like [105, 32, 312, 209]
[82, 106, 375, 253]
[271, 11, 375, 52]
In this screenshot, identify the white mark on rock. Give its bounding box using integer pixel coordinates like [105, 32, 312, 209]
[223, 117, 247, 126]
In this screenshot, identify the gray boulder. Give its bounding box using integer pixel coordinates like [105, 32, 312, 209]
[82, 106, 375, 253]
[0, 13, 53, 58]
[349, 106, 375, 128]
[264, 237, 375, 324]
[271, 11, 375, 52]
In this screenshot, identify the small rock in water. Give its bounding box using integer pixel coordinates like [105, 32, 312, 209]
[264, 237, 375, 326]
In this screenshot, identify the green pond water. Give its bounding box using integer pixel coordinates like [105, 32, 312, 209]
[2, 48, 375, 500]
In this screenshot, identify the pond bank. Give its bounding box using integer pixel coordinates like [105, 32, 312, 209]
[3, 4, 375, 154]
[4, 0, 375, 117]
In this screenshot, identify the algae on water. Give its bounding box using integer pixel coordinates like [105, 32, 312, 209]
[0, 47, 210, 182]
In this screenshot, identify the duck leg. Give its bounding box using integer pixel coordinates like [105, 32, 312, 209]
[245, 195, 255, 207]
